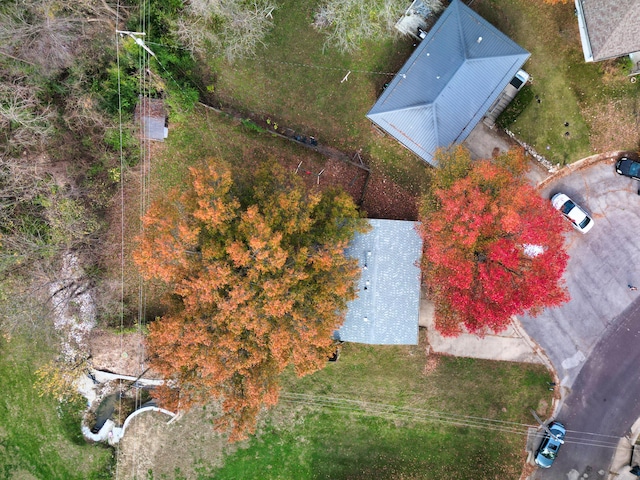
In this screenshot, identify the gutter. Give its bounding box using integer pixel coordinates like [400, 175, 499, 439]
[574, 0, 594, 62]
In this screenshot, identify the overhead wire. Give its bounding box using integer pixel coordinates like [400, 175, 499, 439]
[109, 10, 636, 470]
[280, 392, 635, 452]
[256, 57, 399, 76]
[114, 1, 124, 479]
[131, 0, 152, 477]
[131, 38, 402, 78]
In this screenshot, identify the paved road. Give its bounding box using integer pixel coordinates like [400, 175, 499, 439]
[518, 156, 640, 478]
[521, 158, 640, 389]
[532, 297, 640, 479]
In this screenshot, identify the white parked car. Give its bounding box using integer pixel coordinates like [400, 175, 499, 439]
[551, 193, 594, 234]
[509, 69, 530, 92]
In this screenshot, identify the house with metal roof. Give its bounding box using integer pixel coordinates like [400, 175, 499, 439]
[574, 0, 640, 63]
[367, 0, 530, 167]
[335, 219, 423, 345]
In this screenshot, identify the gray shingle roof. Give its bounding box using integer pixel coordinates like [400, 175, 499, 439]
[575, 0, 640, 62]
[335, 219, 423, 345]
[367, 0, 529, 166]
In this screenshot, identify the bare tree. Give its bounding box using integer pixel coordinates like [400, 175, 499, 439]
[314, 0, 443, 53]
[0, 0, 122, 75]
[0, 81, 53, 150]
[175, 0, 277, 62]
[0, 1, 82, 74]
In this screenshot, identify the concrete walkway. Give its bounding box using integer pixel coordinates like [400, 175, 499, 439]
[419, 290, 548, 365]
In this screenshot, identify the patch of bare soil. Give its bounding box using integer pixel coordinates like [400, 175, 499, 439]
[584, 97, 640, 153]
[362, 170, 419, 220]
[285, 148, 369, 202]
[88, 328, 160, 378]
[116, 406, 232, 479]
[422, 354, 440, 375]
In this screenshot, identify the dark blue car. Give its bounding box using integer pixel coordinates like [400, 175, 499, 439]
[534, 421, 566, 468]
[616, 156, 640, 180]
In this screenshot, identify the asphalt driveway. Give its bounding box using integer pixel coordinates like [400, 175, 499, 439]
[520, 156, 640, 390]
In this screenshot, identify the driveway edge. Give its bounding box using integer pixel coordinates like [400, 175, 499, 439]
[511, 316, 562, 416]
[535, 150, 629, 191]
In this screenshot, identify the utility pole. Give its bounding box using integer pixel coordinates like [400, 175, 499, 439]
[116, 30, 157, 58]
[530, 409, 565, 444]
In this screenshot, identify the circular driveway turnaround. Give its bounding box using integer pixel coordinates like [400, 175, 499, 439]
[520, 157, 640, 390]
[519, 155, 640, 479]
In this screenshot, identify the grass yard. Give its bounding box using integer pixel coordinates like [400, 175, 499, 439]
[209, 0, 640, 172]
[141, 338, 553, 480]
[207, 0, 429, 194]
[0, 334, 114, 479]
[475, 0, 640, 164]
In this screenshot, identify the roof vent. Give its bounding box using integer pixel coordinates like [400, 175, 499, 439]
[477, 36, 483, 43]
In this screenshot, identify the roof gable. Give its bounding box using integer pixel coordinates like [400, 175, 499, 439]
[576, 0, 640, 61]
[335, 219, 423, 345]
[367, 0, 529, 166]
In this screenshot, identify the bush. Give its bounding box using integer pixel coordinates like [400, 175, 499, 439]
[496, 85, 535, 129]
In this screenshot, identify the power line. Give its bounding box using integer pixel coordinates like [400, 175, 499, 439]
[279, 392, 633, 452]
[256, 57, 399, 77]
[114, 1, 125, 479]
[132, 38, 401, 77]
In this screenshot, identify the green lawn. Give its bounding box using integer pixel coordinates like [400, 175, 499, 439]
[0, 334, 114, 480]
[209, 0, 640, 173]
[203, 340, 552, 480]
[475, 0, 640, 164]
[208, 0, 429, 194]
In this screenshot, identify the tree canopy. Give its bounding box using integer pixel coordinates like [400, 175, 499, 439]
[133, 159, 367, 440]
[419, 147, 569, 336]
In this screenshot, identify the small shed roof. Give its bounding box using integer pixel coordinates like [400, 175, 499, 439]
[335, 219, 423, 345]
[367, 0, 529, 166]
[134, 97, 167, 141]
[575, 0, 640, 62]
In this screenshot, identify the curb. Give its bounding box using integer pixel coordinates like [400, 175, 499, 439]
[510, 317, 563, 418]
[535, 150, 629, 191]
[607, 417, 640, 480]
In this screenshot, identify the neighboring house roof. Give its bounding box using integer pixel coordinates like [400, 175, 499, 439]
[134, 97, 168, 141]
[367, 0, 529, 166]
[574, 0, 640, 62]
[335, 219, 423, 345]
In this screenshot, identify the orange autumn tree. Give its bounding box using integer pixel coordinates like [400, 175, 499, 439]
[419, 146, 569, 336]
[133, 159, 367, 440]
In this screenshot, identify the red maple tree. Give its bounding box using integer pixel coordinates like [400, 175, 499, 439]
[419, 147, 569, 336]
[133, 159, 366, 440]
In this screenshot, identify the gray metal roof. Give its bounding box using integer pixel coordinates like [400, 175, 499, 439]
[335, 219, 423, 345]
[575, 0, 640, 62]
[135, 98, 168, 141]
[367, 0, 530, 166]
